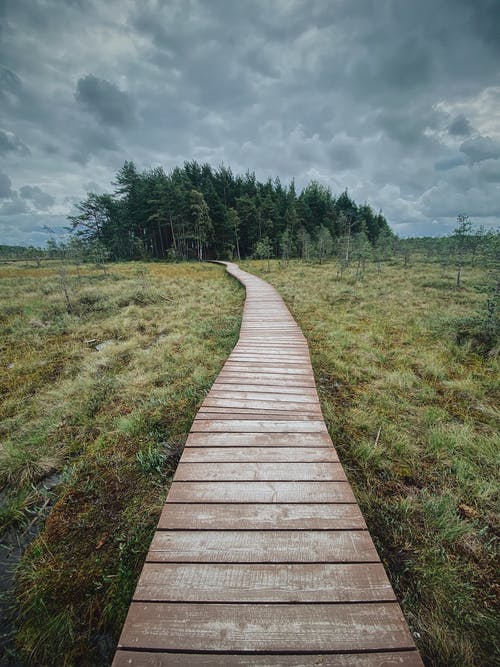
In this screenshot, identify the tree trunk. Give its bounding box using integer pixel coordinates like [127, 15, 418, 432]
[235, 233, 241, 261]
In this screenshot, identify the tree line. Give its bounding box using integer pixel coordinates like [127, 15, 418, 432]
[67, 160, 392, 261]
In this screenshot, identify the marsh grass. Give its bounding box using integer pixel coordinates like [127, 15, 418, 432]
[242, 258, 499, 667]
[0, 260, 243, 665]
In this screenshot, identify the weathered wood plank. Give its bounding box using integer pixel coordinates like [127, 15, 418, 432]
[181, 447, 339, 462]
[166, 481, 355, 503]
[223, 363, 313, 375]
[158, 503, 365, 529]
[173, 462, 347, 481]
[228, 356, 312, 365]
[202, 397, 322, 411]
[117, 603, 416, 652]
[191, 420, 328, 432]
[194, 411, 323, 421]
[147, 530, 376, 562]
[198, 403, 323, 419]
[216, 372, 317, 387]
[134, 563, 395, 602]
[114, 651, 424, 666]
[186, 432, 333, 446]
[209, 389, 319, 401]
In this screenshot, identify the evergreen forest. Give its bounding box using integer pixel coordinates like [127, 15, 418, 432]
[67, 160, 392, 261]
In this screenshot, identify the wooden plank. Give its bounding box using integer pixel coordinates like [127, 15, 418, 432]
[211, 384, 318, 397]
[198, 403, 323, 419]
[134, 563, 395, 602]
[194, 412, 323, 421]
[217, 373, 317, 387]
[186, 432, 333, 447]
[114, 651, 424, 666]
[181, 447, 339, 462]
[173, 462, 347, 481]
[223, 363, 313, 375]
[228, 356, 311, 365]
[117, 603, 416, 652]
[209, 389, 318, 401]
[191, 420, 328, 433]
[202, 398, 321, 411]
[166, 481, 355, 503]
[158, 503, 365, 529]
[147, 530, 376, 562]
[233, 348, 310, 355]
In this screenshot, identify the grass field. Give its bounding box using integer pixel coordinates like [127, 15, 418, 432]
[1, 256, 498, 665]
[0, 260, 243, 665]
[241, 257, 499, 667]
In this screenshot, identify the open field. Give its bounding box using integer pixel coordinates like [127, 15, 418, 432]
[1, 256, 498, 666]
[0, 261, 243, 664]
[241, 257, 499, 666]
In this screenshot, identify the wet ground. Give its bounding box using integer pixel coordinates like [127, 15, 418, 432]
[0, 473, 61, 665]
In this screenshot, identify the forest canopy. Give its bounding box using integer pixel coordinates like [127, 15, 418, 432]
[68, 161, 393, 261]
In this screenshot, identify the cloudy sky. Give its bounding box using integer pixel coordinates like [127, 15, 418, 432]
[1, 0, 499, 245]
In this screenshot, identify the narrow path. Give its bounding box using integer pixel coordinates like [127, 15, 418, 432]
[113, 262, 423, 666]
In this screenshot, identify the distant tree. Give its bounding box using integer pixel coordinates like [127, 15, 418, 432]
[190, 189, 213, 260]
[66, 236, 87, 279]
[88, 240, 111, 275]
[255, 236, 273, 271]
[315, 226, 333, 264]
[26, 246, 43, 268]
[352, 230, 372, 278]
[373, 228, 394, 271]
[227, 208, 241, 260]
[279, 229, 294, 268]
[452, 214, 473, 288]
[297, 227, 312, 261]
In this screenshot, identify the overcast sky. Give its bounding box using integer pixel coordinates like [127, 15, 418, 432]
[1, 0, 499, 246]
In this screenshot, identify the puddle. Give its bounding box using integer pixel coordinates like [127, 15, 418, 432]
[95, 340, 114, 352]
[0, 473, 62, 665]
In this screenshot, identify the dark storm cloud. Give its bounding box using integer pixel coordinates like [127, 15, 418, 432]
[448, 115, 473, 137]
[19, 185, 55, 210]
[76, 75, 136, 127]
[0, 171, 14, 198]
[0, 0, 499, 244]
[460, 136, 500, 164]
[0, 129, 30, 155]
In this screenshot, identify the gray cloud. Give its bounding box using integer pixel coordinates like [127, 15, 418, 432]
[460, 136, 500, 164]
[19, 185, 55, 210]
[76, 74, 135, 127]
[0, 171, 14, 198]
[0, 129, 30, 155]
[0, 0, 499, 244]
[448, 115, 473, 137]
[0, 194, 29, 216]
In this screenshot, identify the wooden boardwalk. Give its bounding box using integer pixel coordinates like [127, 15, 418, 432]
[113, 262, 423, 666]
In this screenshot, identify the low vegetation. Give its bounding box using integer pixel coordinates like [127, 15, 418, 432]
[1, 243, 497, 665]
[241, 255, 499, 666]
[0, 260, 243, 664]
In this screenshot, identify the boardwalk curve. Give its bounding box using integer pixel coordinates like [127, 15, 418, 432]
[113, 262, 423, 666]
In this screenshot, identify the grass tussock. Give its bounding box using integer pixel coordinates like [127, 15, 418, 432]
[0, 260, 243, 665]
[242, 258, 499, 667]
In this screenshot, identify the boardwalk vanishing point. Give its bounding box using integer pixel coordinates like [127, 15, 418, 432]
[113, 262, 423, 666]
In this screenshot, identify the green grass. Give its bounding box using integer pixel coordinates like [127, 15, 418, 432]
[0, 260, 243, 665]
[242, 257, 499, 667]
